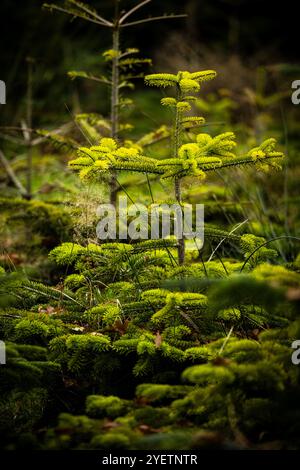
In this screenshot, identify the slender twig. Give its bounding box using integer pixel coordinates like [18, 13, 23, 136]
[146, 172, 177, 268]
[119, 49, 139, 59]
[121, 14, 187, 28]
[218, 325, 234, 355]
[0, 126, 36, 132]
[119, 0, 152, 25]
[110, 2, 120, 206]
[84, 76, 111, 85]
[67, 0, 113, 27]
[180, 311, 200, 333]
[64, 103, 93, 146]
[23, 285, 85, 307]
[21, 120, 30, 142]
[0, 149, 27, 197]
[208, 219, 248, 262]
[24, 57, 34, 200]
[240, 235, 300, 272]
[173, 85, 185, 265]
[43, 4, 111, 28]
[111, 30, 120, 141]
[69, 73, 112, 85]
[0, 132, 25, 145]
[32, 122, 74, 146]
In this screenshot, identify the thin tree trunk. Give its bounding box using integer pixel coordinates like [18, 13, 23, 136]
[175, 176, 185, 264]
[174, 86, 185, 264]
[110, 13, 120, 206]
[25, 57, 33, 200]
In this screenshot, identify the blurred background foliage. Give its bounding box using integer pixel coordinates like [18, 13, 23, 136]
[0, 0, 299, 127]
[0, 0, 299, 267]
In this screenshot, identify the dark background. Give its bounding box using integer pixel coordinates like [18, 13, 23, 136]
[0, 0, 298, 126]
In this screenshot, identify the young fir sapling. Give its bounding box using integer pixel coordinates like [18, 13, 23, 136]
[2, 3, 299, 452]
[145, 70, 217, 263]
[68, 67, 284, 264]
[43, 0, 186, 204]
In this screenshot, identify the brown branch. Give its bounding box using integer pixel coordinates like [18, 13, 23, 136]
[179, 311, 200, 333]
[0, 149, 28, 197]
[43, 4, 111, 27]
[67, 0, 113, 27]
[119, 0, 152, 25]
[0, 124, 74, 146]
[121, 14, 187, 28]
[80, 76, 111, 85]
[0, 132, 25, 145]
[69, 73, 112, 85]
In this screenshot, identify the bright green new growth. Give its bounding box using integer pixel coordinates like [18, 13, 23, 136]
[69, 133, 284, 182]
[69, 138, 156, 180]
[158, 133, 284, 180]
[145, 70, 217, 90]
[67, 66, 284, 265]
[144, 69, 284, 264]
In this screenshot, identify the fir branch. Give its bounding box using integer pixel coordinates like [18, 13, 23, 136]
[119, 0, 152, 25]
[240, 236, 300, 272]
[68, 71, 112, 85]
[145, 73, 178, 87]
[204, 153, 282, 171]
[121, 14, 187, 28]
[67, 0, 112, 26]
[43, 1, 112, 27]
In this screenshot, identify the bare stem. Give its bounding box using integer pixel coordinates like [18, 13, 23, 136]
[110, 5, 120, 206]
[25, 57, 34, 200]
[111, 31, 120, 140]
[67, 0, 113, 26]
[0, 150, 27, 197]
[119, 0, 152, 24]
[121, 14, 187, 28]
[174, 85, 185, 265]
[43, 3, 112, 27]
[69, 73, 112, 85]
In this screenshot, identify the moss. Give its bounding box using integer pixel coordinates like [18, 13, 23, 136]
[86, 395, 129, 419]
